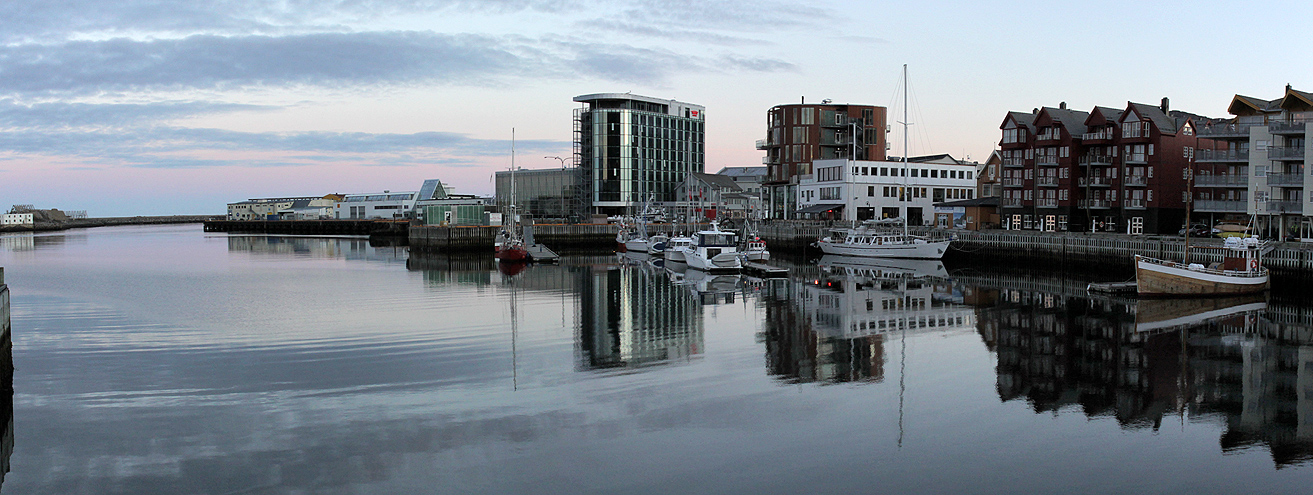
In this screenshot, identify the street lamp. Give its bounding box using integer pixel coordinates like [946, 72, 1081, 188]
[546, 156, 568, 222]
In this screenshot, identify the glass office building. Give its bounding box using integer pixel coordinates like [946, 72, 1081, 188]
[574, 93, 705, 215]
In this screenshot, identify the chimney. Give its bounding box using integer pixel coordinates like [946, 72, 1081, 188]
[1288, 83, 1293, 92]
[1059, 102, 1066, 110]
[1032, 108, 1038, 114]
[801, 96, 805, 104]
[1160, 97, 1169, 113]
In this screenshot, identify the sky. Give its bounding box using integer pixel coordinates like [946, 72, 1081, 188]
[2, 0, 1311, 216]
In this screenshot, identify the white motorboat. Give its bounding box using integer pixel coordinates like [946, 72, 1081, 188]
[647, 234, 670, 256]
[665, 236, 692, 262]
[680, 224, 742, 272]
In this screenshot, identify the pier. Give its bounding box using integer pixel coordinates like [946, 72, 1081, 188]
[409, 223, 710, 252]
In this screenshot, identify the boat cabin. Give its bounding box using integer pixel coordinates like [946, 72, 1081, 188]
[697, 232, 737, 247]
[1219, 237, 1264, 272]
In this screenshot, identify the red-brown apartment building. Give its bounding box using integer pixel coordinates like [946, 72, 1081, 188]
[758, 101, 888, 219]
[998, 99, 1216, 235]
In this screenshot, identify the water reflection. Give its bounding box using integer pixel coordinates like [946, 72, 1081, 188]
[0, 233, 69, 252]
[226, 235, 407, 263]
[968, 267, 1313, 466]
[576, 257, 704, 370]
[761, 255, 975, 385]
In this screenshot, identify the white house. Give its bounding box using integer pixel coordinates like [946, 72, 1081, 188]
[1, 213, 34, 227]
[797, 158, 978, 224]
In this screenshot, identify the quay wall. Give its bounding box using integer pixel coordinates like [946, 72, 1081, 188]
[409, 223, 710, 252]
[204, 219, 410, 237]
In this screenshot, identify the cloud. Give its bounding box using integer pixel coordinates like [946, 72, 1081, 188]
[0, 100, 276, 129]
[0, 31, 795, 97]
[0, 123, 570, 169]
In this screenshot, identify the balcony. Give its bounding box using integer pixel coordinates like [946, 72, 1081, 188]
[1002, 158, 1026, 168]
[1124, 199, 1146, 209]
[1193, 175, 1248, 187]
[1193, 200, 1246, 213]
[1124, 176, 1148, 186]
[1267, 201, 1302, 214]
[1195, 149, 1249, 163]
[1269, 120, 1308, 136]
[1079, 154, 1115, 166]
[1267, 173, 1304, 186]
[1078, 199, 1112, 209]
[1123, 154, 1148, 164]
[1268, 147, 1306, 161]
[1078, 177, 1111, 187]
[1003, 198, 1025, 207]
[1036, 198, 1058, 208]
[1198, 123, 1258, 139]
[1003, 177, 1024, 187]
[755, 139, 768, 150]
[762, 156, 779, 165]
[1081, 130, 1114, 143]
[1035, 157, 1059, 166]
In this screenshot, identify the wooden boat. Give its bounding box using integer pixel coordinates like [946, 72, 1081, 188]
[1135, 237, 1269, 296]
[816, 223, 950, 259]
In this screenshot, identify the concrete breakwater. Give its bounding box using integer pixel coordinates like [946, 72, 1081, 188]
[1, 215, 215, 232]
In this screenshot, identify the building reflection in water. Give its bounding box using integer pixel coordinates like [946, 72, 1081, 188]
[761, 255, 975, 385]
[0, 233, 69, 252]
[576, 256, 704, 370]
[405, 252, 705, 372]
[227, 236, 407, 264]
[965, 267, 1313, 467]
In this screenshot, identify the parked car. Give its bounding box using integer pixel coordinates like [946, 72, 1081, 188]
[1177, 224, 1216, 237]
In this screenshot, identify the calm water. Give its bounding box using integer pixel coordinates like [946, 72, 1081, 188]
[2, 224, 1313, 493]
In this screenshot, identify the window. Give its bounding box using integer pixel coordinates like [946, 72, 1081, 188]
[880, 167, 888, 176]
[868, 186, 875, 196]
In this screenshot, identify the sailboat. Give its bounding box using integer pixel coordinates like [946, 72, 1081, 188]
[814, 65, 951, 260]
[495, 129, 530, 263]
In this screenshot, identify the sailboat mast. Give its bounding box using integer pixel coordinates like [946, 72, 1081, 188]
[902, 64, 910, 238]
[510, 128, 517, 222]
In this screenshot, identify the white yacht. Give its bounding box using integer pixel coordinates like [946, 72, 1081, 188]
[680, 224, 741, 272]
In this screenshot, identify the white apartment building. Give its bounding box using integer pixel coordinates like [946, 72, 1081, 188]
[334, 191, 419, 220]
[797, 158, 977, 224]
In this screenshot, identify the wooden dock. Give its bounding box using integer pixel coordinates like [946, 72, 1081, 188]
[743, 261, 788, 278]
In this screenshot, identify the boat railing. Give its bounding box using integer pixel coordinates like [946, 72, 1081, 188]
[1138, 255, 1267, 278]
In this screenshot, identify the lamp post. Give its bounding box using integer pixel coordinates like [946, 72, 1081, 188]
[546, 156, 568, 222]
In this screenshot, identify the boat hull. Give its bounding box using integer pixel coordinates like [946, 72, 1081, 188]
[1135, 255, 1270, 296]
[817, 239, 950, 259]
[624, 239, 649, 253]
[685, 250, 741, 272]
[495, 246, 530, 262]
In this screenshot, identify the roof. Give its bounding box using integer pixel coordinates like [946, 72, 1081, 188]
[1002, 111, 1036, 131]
[797, 203, 845, 214]
[1230, 94, 1279, 115]
[573, 93, 704, 110]
[717, 166, 767, 178]
[1125, 102, 1180, 134]
[1083, 106, 1123, 127]
[1038, 107, 1091, 135]
[686, 172, 743, 191]
[1280, 86, 1313, 111]
[934, 197, 999, 208]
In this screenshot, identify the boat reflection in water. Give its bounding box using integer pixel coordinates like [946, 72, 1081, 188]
[760, 255, 974, 385]
[969, 267, 1313, 466]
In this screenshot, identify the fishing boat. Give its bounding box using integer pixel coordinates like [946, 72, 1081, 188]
[680, 222, 741, 272]
[742, 235, 770, 262]
[813, 65, 950, 260]
[1135, 236, 1269, 296]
